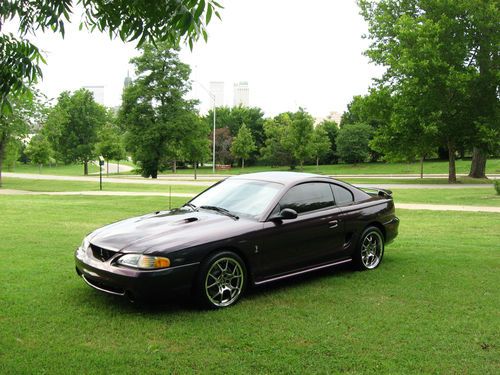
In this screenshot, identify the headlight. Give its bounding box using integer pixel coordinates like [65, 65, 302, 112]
[116, 254, 170, 269]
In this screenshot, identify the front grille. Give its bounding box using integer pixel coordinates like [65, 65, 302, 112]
[90, 244, 116, 262]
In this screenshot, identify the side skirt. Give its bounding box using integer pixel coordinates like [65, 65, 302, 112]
[254, 258, 352, 286]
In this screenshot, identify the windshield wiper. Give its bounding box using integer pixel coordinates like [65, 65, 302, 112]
[182, 202, 198, 211]
[200, 205, 239, 220]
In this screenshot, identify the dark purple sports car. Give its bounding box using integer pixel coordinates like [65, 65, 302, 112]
[75, 172, 399, 308]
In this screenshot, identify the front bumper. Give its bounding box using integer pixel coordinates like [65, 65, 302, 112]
[75, 248, 199, 301]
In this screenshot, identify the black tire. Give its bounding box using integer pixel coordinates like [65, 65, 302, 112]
[353, 226, 385, 270]
[195, 251, 247, 309]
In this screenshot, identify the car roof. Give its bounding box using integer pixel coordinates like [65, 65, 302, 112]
[228, 171, 331, 185]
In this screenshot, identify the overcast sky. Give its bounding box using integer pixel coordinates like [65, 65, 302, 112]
[6, 0, 385, 117]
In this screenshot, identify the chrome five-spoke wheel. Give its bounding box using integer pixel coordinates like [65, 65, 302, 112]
[198, 251, 247, 309]
[355, 227, 385, 270]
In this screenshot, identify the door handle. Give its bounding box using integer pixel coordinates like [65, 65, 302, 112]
[328, 220, 339, 228]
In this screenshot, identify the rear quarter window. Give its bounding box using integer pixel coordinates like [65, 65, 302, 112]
[331, 184, 354, 205]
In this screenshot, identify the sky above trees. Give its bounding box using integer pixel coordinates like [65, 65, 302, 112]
[4, 0, 384, 117]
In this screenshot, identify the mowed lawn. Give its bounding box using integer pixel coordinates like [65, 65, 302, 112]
[0, 195, 499, 373]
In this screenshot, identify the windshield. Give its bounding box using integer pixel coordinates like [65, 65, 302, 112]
[189, 179, 282, 219]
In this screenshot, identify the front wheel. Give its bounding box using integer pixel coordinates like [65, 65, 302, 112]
[196, 251, 247, 309]
[354, 227, 385, 270]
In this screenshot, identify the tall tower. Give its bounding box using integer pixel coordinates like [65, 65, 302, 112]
[124, 71, 132, 88]
[209, 81, 225, 107]
[233, 81, 249, 107]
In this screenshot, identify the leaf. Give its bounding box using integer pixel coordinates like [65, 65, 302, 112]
[194, 0, 205, 20]
[206, 4, 213, 24]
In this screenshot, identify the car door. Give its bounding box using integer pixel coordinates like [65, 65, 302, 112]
[255, 182, 345, 278]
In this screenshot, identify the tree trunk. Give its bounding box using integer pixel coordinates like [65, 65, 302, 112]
[84, 161, 88, 176]
[242, 158, 245, 169]
[106, 160, 109, 176]
[117, 161, 120, 174]
[194, 161, 197, 180]
[39, 164, 41, 174]
[420, 156, 424, 179]
[316, 157, 319, 168]
[469, 146, 487, 179]
[173, 159, 177, 174]
[447, 141, 456, 183]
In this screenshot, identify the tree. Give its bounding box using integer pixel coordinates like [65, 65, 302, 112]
[25, 133, 51, 173]
[97, 121, 126, 175]
[46, 89, 106, 175]
[282, 109, 315, 170]
[359, 0, 499, 183]
[119, 42, 198, 178]
[311, 125, 331, 168]
[206, 105, 265, 165]
[317, 119, 339, 164]
[0, 90, 46, 186]
[336, 123, 373, 164]
[230, 123, 256, 168]
[260, 114, 294, 168]
[0, 0, 222, 115]
[212, 128, 233, 166]
[182, 115, 210, 180]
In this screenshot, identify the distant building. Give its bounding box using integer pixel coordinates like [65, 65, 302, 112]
[315, 111, 342, 127]
[209, 81, 225, 107]
[124, 71, 132, 89]
[233, 81, 249, 107]
[83, 85, 104, 105]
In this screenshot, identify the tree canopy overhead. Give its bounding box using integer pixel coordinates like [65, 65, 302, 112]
[0, 0, 222, 114]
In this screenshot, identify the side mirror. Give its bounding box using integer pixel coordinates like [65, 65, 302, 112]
[270, 208, 298, 222]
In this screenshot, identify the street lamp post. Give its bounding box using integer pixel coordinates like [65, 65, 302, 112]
[195, 81, 216, 174]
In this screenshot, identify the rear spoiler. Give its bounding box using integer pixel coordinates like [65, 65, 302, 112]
[359, 187, 393, 198]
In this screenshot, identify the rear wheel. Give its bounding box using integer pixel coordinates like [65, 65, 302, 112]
[196, 251, 247, 309]
[354, 227, 384, 270]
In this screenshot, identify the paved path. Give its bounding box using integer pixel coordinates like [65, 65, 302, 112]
[1, 189, 498, 213]
[3, 172, 494, 189]
[91, 161, 134, 174]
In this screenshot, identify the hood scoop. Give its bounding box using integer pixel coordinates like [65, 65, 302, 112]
[175, 217, 199, 225]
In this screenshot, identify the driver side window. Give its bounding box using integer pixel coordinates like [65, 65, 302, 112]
[278, 182, 335, 214]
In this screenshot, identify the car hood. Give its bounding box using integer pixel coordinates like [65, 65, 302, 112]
[87, 208, 249, 254]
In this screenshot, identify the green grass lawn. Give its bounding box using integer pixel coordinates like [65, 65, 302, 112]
[390, 188, 500, 207]
[5, 163, 100, 176]
[2, 177, 499, 207]
[168, 159, 500, 176]
[0, 195, 498, 373]
[1, 178, 206, 194]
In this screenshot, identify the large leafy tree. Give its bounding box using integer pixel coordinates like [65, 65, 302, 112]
[206, 105, 265, 165]
[45, 89, 106, 175]
[282, 109, 315, 170]
[0, 0, 222, 114]
[316, 119, 339, 164]
[97, 121, 126, 175]
[0, 91, 46, 186]
[119, 42, 200, 178]
[311, 125, 331, 168]
[260, 114, 294, 168]
[336, 123, 373, 164]
[359, 0, 499, 182]
[230, 123, 256, 168]
[25, 133, 52, 173]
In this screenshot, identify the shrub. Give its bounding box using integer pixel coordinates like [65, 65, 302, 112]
[494, 180, 500, 195]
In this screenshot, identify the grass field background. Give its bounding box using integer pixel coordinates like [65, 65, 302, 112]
[2, 177, 499, 207]
[5, 158, 500, 177]
[0, 195, 498, 373]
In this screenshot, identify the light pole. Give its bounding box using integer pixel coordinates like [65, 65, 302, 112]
[194, 81, 216, 174]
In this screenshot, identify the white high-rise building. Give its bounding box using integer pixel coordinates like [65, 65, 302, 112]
[209, 81, 225, 107]
[83, 85, 105, 105]
[233, 81, 249, 107]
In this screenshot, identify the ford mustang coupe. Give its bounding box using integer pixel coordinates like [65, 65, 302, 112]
[75, 172, 399, 308]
